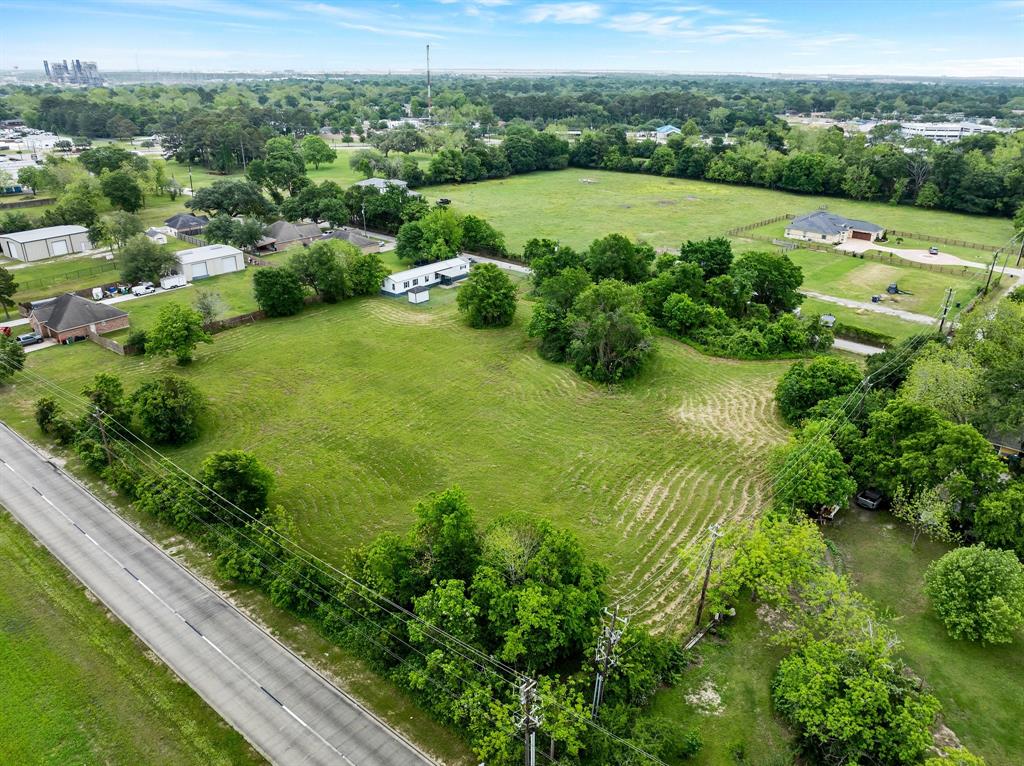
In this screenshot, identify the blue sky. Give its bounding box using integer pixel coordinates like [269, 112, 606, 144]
[3, 0, 1022, 77]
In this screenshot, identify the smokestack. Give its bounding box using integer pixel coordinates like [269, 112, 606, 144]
[43, 60, 51, 79]
[426, 44, 431, 124]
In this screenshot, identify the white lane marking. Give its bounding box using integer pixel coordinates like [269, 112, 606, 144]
[4, 464, 356, 765]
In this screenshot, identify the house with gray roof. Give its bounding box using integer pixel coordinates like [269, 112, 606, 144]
[785, 211, 885, 245]
[29, 293, 129, 343]
[164, 213, 209, 235]
[263, 220, 322, 248]
[321, 228, 381, 253]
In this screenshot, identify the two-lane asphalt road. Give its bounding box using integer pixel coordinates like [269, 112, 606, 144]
[0, 423, 434, 766]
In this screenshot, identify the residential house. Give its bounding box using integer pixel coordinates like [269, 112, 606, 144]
[173, 243, 245, 281]
[0, 225, 90, 262]
[29, 293, 129, 343]
[321, 228, 381, 253]
[381, 257, 470, 296]
[354, 177, 420, 196]
[263, 220, 322, 249]
[785, 211, 885, 245]
[164, 213, 209, 236]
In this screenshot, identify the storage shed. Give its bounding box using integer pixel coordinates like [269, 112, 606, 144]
[0, 225, 91, 262]
[173, 244, 245, 281]
[407, 286, 430, 304]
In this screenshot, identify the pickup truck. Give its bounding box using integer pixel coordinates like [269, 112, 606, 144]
[131, 282, 156, 296]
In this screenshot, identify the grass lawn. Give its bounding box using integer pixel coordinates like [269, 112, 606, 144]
[800, 296, 925, 343]
[426, 170, 1016, 255]
[787, 249, 984, 317]
[0, 509, 264, 766]
[827, 509, 1024, 766]
[646, 601, 795, 766]
[0, 292, 792, 633]
[10, 254, 120, 303]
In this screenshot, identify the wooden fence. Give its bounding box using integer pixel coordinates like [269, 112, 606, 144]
[173, 231, 206, 246]
[885, 230, 1001, 252]
[0, 197, 55, 210]
[726, 213, 793, 236]
[87, 333, 142, 356]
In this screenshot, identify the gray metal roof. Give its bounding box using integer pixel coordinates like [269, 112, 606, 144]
[165, 213, 208, 229]
[355, 177, 408, 191]
[789, 211, 884, 236]
[175, 243, 243, 265]
[31, 293, 127, 332]
[0, 225, 87, 243]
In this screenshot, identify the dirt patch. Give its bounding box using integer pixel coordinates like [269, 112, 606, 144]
[932, 722, 962, 752]
[756, 603, 798, 633]
[684, 679, 723, 715]
[686, 195, 700, 201]
[655, 199, 678, 206]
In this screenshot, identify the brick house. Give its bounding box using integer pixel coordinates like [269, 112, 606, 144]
[29, 293, 130, 343]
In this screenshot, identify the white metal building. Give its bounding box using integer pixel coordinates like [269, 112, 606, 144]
[173, 243, 245, 282]
[382, 257, 470, 295]
[0, 225, 91, 262]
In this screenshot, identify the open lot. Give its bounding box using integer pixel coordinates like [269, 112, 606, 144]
[0, 509, 263, 765]
[827, 509, 1024, 766]
[787, 249, 984, 318]
[0, 292, 791, 633]
[426, 169, 1016, 254]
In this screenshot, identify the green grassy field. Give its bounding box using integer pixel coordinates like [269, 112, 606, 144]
[647, 600, 795, 765]
[827, 509, 1024, 766]
[787, 249, 983, 317]
[0, 509, 264, 766]
[427, 170, 1016, 254]
[800, 296, 925, 343]
[0, 292, 791, 632]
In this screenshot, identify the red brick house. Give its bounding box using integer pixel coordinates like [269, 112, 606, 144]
[30, 293, 130, 343]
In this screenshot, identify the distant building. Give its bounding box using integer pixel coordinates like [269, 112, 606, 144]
[263, 220, 322, 248]
[173, 244, 245, 282]
[354, 177, 411, 193]
[321, 228, 382, 253]
[145, 227, 168, 245]
[164, 213, 209, 236]
[785, 211, 884, 245]
[43, 58, 103, 86]
[627, 125, 682, 145]
[29, 293, 129, 343]
[0, 225, 91, 262]
[900, 122, 1012, 144]
[382, 257, 470, 296]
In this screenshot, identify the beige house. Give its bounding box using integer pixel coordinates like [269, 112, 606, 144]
[785, 211, 884, 245]
[0, 225, 91, 262]
[173, 244, 245, 282]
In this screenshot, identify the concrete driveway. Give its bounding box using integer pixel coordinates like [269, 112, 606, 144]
[837, 239, 1023, 278]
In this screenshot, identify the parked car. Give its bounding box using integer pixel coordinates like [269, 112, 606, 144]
[131, 282, 156, 296]
[928, 246, 939, 255]
[854, 488, 885, 510]
[16, 332, 42, 347]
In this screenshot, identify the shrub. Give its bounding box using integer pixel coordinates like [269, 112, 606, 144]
[456, 262, 518, 328]
[35, 397, 60, 433]
[925, 544, 1024, 644]
[775, 356, 862, 424]
[253, 267, 305, 317]
[131, 376, 205, 445]
[199, 450, 274, 518]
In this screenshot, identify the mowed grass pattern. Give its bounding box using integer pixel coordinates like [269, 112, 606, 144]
[0, 295, 790, 633]
[427, 169, 1016, 253]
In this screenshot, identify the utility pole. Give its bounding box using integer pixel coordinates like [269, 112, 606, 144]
[239, 136, 247, 171]
[361, 202, 367, 236]
[426, 44, 432, 124]
[1015, 234, 1024, 268]
[590, 606, 628, 720]
[187, 163, 194, 197]
[983, 249, 1000, 295]
[517, 678, 540, 766]
[694, 523, 723, 631]
[938, 287, 954, 334]
[93, 409, 113, 467]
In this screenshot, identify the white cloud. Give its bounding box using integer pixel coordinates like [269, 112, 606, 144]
[604, 11, 782, 41]
[525, 3, 602, 23]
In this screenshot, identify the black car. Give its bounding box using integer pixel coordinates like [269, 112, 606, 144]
[854, 488, 884, 510]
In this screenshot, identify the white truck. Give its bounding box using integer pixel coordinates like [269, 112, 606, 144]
[131, 282, 156, 296]
[160, 274, 187, 290]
